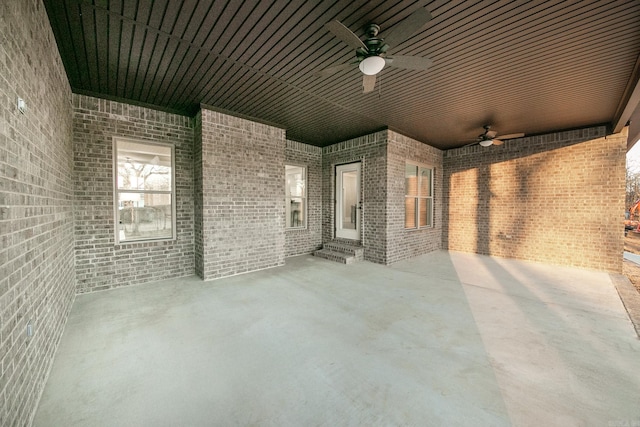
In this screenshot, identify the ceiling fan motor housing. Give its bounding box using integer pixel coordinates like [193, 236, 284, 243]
[357, 23, 388, 60]
[366, 23, 381, 37]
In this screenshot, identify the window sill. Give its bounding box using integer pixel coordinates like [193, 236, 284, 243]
[115, 236, 176, 246]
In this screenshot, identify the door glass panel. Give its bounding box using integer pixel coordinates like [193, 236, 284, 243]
[342, 171, 357, 230]
[335, 162, 360, 240]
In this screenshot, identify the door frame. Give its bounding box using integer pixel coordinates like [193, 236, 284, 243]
[335, 162, 361, 240]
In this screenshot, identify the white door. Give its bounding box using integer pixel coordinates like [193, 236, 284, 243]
[335, 162, 361, 240]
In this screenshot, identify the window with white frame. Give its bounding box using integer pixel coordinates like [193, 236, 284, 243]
[286, 165, 306, 228]
[114, 138, 175, 243]
[405, 162, 433, 229]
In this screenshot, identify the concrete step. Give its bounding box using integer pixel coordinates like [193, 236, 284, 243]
[313, 249, 356, 264]
[323, 241, 364, 261]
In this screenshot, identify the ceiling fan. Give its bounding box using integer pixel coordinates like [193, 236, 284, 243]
[470, 125, 525, 147]
[320, 7, 433, 93]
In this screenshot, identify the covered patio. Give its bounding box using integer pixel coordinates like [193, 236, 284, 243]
[34, 251, 640, 426]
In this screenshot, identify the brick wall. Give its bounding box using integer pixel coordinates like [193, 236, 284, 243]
[386, 131, 444, 264]
[322, 131, 388, 263]
[443, 126, 626, 272]
[196, 107, 286, 280]
[0, 0, 76, 425]
[73, 94, 195, 293]
[285, 140, 322, 257]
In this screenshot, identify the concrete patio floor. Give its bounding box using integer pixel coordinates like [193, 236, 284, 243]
[33, 251, 640, 426]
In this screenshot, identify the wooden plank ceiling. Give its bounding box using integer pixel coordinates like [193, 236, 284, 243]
[43, 0, 640, 149]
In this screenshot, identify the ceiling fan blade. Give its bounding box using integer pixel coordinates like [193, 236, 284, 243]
[363, 74, 376, 93]
[492, 139, 504, 145]
[486, 130, 498, 139]
[497, 133, 525, 140]
[317, 62, 356, 77]
[385, 55, 432, 71]
[324, 20, 367, 51]
[382, 7, 432, 50]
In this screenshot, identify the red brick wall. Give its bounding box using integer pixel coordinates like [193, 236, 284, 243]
[443, 126, 626, 272]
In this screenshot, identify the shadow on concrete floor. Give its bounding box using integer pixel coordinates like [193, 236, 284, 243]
[34, 251, 640, 426]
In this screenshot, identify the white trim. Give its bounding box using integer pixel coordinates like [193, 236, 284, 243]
[285, 164, 307, 230]
[113, 137, 176, 244]
[335, 162, 361, 240]
[404, 160, 434, 230]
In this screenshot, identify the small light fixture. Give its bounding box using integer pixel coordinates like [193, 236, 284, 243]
[479, 139, 493, 147]
[359, 56, 385, 75]
[17, 97, 27, 114]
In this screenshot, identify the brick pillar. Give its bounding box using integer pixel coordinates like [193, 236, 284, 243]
[194, 107, 286, 280]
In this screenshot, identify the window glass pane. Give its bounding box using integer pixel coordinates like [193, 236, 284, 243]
[117, 142, 172, 191]
[117, 192, 172, 241]
[405, 164, 418, 197]
[419, 167, 432, 197]
[286, 165, 305, 198]
[286, 165, 306, 228]
[288, 197, 305, 227]
[419, 198, 432, 227]
[405, 197, 417, 228]
[115, 139, 174, 243]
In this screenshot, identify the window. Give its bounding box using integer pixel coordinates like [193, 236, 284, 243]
[405, 162, 433, 229]
[114, 138, 175, 243]
[286, 165, 306, 228]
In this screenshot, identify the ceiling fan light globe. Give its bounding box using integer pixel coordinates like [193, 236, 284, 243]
[359, 56, 385, 75]
[479, 139, 493, 147]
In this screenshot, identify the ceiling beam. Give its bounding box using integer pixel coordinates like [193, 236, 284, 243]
[613, 52, 640, 136]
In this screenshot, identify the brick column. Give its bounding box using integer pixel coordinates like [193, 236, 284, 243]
[195, 107, 286, 280]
